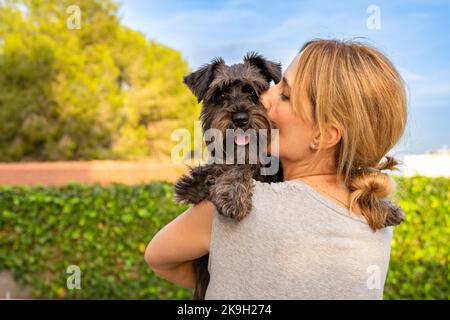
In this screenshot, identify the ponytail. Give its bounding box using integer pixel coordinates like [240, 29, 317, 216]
[347, 156, 404, 230]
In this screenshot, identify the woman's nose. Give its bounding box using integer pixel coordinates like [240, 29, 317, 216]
[259, 88, 273, 112]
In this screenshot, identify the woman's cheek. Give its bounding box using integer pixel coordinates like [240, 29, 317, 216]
[267, 106, 277, 123]
[269, 104, 282, 127]
[276, 123, 289, 157]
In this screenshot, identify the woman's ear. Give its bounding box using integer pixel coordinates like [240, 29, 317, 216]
[311, 123, 342, 150]
[324, 123, 342, 149]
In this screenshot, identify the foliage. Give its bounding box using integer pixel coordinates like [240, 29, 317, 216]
[0, 181, 193, 299]
[0, 0, 200, 161]
[0, 176, 448, 299]
[384, 176, 450, 299]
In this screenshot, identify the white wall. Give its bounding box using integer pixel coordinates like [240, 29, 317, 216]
[403, 152, 450, 177]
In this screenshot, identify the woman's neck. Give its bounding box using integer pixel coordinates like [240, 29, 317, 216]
[281, 157, 360, 213]
[282, 158, 343, 185]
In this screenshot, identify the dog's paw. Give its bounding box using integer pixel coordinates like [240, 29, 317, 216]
[383, 201, 405, 227]
[174, 174, 206, 205]
[209, 180, 253, 221]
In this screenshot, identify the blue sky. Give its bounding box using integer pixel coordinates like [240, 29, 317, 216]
[119, 0, 450, 160]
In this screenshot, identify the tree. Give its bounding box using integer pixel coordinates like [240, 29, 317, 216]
[0, 0, 199, 161]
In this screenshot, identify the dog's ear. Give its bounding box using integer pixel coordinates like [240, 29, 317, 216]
[244, 52, 282, 84]
[183, 57, 225, 103]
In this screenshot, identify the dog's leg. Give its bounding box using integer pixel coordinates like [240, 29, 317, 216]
[193, 255, 210, 300]
[209, 166, 255, 221]
[174, 165, 224, 301]
[174, 164, 225, 205]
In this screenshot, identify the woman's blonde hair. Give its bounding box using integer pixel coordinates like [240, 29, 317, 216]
[291, 39, 407, 230]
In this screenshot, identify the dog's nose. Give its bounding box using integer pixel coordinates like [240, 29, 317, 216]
[232, 112, 249, 126]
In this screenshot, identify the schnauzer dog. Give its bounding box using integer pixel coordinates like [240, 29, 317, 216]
[174, 52, 405, 300]
[175, 52, 283, 299]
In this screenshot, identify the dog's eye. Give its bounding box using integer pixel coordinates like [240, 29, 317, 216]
[213, 92, 226, 102]
[243, 84, 257, 97]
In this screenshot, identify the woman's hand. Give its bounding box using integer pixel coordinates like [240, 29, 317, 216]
[144, 199, 215, 289]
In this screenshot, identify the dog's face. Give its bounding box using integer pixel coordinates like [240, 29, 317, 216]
[184, 52, 282, 161]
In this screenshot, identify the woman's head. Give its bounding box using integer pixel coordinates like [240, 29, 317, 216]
[261, 39, 408, 230]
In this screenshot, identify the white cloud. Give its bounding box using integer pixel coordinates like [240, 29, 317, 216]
[399, 68, 450, 107]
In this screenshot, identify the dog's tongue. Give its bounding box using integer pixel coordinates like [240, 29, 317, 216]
[234, 133, 250, 146]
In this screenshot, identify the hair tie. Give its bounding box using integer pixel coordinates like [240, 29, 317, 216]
[351, 166, 381, 176]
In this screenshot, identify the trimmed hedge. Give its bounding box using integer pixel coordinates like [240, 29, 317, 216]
[0, 181, 193, 299]
[384, 176, 449, 299]
[0, 176, 448, 299]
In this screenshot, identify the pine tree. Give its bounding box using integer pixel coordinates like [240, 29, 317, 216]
[0, 0, 199, 161]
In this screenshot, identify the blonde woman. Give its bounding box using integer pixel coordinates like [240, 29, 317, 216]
[145, 39, 407, 299]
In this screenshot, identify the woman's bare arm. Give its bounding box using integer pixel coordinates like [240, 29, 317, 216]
[144, 199, 215, 289]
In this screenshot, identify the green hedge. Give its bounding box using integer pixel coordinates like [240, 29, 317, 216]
[384, 176, 449, 299]
[0, 181, 193, 299]
[0, 176, 448, 299]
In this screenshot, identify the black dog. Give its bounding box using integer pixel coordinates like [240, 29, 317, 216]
[175, 52, 283, 299]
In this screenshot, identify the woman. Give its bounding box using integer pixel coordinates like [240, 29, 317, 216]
[144, 39, 407, 299]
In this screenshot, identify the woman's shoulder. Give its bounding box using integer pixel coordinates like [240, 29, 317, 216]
[250, 178, 314, 212]
[251, 178, 313, 196]
[251, 178, 369, 225]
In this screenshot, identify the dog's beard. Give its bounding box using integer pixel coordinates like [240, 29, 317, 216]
[206, 109, 272, 165]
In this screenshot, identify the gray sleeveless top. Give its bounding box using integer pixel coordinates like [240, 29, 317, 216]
[204, 179, 393, 300]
